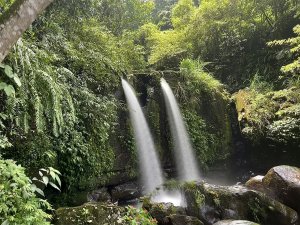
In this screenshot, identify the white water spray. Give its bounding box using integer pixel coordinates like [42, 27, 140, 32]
[161, 78, 200, 181]
[122, 79, 164, 194]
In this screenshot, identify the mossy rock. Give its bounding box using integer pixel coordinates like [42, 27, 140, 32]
[53, 203, 127, 225]
[143, 200, 186, 224]
[183, 182, 298, 225]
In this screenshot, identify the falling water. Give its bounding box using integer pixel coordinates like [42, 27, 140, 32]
[122, 79, 164, 194]
[161, 78, 200, 181]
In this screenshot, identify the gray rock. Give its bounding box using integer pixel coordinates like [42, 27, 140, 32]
[213, 220, 260, 225]
[184, 182, 298, 225]
[54, 203, 126, 225]
[245, 175, 265, 193]
[262, 165, 300, 213]
[87, 188, 111, 202]
[111, 182, 141, 202]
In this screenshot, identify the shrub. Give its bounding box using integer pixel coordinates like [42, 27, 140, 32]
[0, 159, 52, 225]
[123, 206, 157, 225]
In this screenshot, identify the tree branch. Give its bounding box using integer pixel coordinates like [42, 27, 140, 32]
[0, 0, 54, 63]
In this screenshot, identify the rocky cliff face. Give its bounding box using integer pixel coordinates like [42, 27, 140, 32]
[233, 87, 300, 172]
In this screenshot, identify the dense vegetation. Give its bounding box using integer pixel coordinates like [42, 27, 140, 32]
[0, 0, 299, 223]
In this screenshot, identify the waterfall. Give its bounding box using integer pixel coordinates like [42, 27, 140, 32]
[161, 78, 200, 181]
[122, 79, 164, 194]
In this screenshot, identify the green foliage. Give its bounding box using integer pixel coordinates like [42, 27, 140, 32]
[3, 39, 76, 137]
[171, 0, 196, 29]
[123, 206, 157, 225]
[33, 167, 62, 195]
[249, 73, 274, 93]
[140, 0, 300, 88]
[0, 0, 15, 13]
[138, 23, 189, 65]
[47, 0, 154, 36]
[0, 64, 21, 97]
[0, 159, 51, 225]
[0, 0, 147, 191]
[152, 0, 177, 30]
[235, 87, 300, 145]
[178, 60, 232, 166]
[183, 110, 219, 169]
[180, 59, 224, 93]
[268, 24, 300, 81]
[97, 0, 155, 35]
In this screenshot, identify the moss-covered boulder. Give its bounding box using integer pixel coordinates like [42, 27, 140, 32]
[213, 220, 260, 225]
[143, 201, 185, 224]
[183, 182, 298, 225]
[262, 165, 300, 213]
[53, 203, 127, 225]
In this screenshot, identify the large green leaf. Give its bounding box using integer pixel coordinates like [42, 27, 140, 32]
[0, 82, 7, 89]
[4, 85, 15, 97]
[13, 75, 22, 87]
[4, 65, 14, 78]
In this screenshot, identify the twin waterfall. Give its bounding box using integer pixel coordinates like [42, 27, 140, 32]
[122, 78, 200, 202]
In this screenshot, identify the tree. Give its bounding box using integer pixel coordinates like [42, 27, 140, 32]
[0, 0, 54, 63]
[268, 24, 300, 79]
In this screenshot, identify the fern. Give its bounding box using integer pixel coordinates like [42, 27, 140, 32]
[7, 39, 76, 136]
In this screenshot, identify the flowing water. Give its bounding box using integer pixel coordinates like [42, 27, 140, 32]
[122, 79, 164, 194]
[161, 78, 200, 181]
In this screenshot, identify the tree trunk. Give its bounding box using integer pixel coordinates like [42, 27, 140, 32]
[0, 0, 54, 63]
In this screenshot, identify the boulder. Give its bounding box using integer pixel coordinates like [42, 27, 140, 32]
[245, 176, 265, 193]
[213, 220, 260, 225]
[184, 182, 298, 225]
[87, 188, 111, 202]
[143, 200, 186, 225]
[111, 182, 141, 202]
[54, 203, 126, 225]
[167, 214, 204, 225]
[262, 165, 300, 213]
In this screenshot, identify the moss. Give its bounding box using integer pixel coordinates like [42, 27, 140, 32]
[248, 197, 267, 223]
[234, 87, 300, 145]
[183, 182, 206, 208]
[54, 203, 127, 225]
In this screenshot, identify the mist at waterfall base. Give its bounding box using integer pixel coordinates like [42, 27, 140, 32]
[122, 78, 200, 206]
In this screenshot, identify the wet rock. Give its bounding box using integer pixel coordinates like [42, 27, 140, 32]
[167, 214, 204, 225]
[143, 201, 186, 225]
[262, 165, 300, 213]
[245, 176, 265, 193]
[54, 203, 126, 225]
[87, 188, 111, 202]
[111, 182, 141, 202]
[213, 220, 260, 225]
[184, 182, 298, 225]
